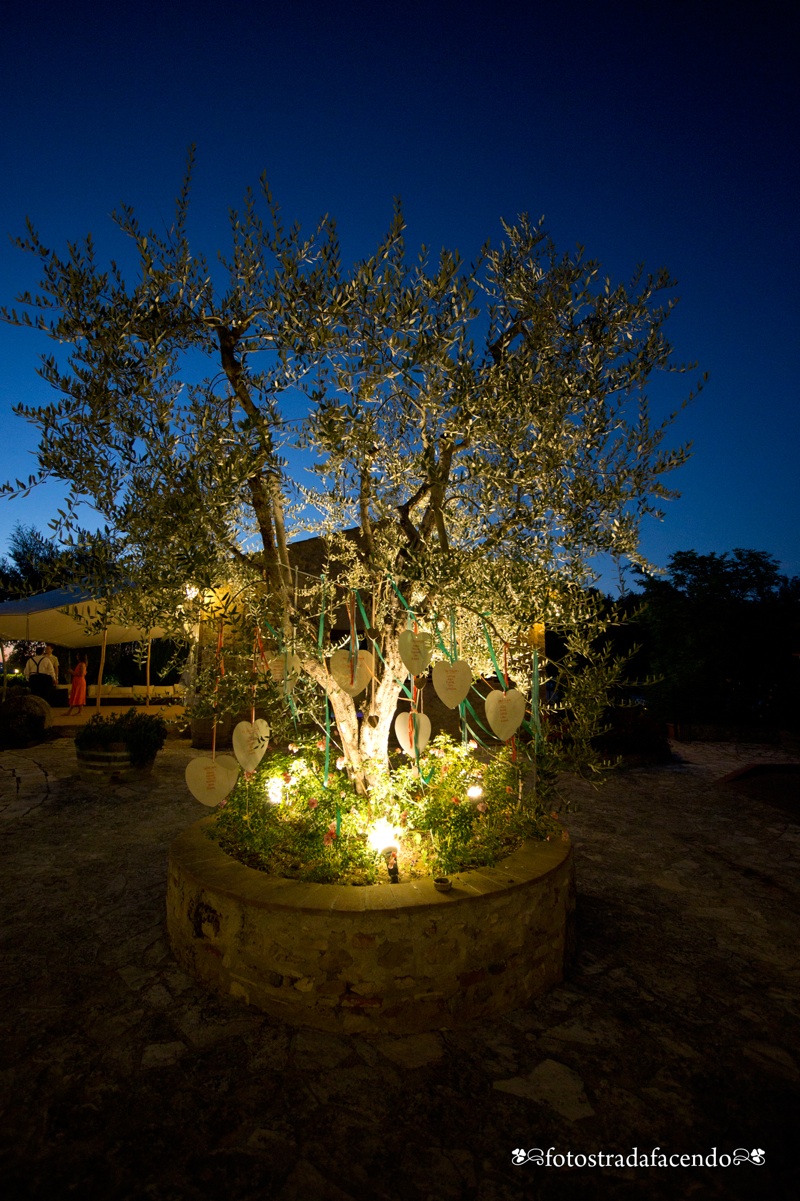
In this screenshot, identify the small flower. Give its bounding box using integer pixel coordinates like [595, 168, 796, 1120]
[244, 770, 256, 782]
[316, 739, 326, 751]
[451, 796, 460, 805]
[477, 801, 487, 813]
[506, 786, 513, 794]
[282, 772, 292, 783]
[288, 742, 299, 753]
[399, 811, 408, 825]
[336, 756, 347, 770]
[468, 739, 478, 750]
[323, 830, 335, 846]
[308, 797, 318, 809]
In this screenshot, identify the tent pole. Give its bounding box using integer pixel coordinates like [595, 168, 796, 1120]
[96, 628, 108, 710]
[146, 637, 152, 706]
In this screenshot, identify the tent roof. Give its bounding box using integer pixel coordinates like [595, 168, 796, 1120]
[0, 588, 166, 648]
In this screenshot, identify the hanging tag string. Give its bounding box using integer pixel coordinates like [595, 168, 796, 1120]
[317, 575, 326, 654]
[348, 592, 358, 685]
[211, 618, 225, 761]
[503, 641, 518, 762]
[250, 631, 258, 724]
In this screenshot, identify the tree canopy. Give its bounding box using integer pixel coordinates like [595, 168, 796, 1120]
[2, 157, 702, 782]
[633, 549, 800, 728]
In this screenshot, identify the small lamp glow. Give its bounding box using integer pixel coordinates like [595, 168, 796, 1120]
[467, 785, 483, 800]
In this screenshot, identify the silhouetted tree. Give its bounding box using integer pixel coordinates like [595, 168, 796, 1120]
[634, 550, 800, 728]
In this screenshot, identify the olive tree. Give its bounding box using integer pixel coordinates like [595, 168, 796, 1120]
[2, 156, 700, 789]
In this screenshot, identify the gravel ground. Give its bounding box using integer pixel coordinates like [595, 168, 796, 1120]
[1, 734, 798, 1201]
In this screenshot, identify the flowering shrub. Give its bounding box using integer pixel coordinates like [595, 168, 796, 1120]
[213, 733, 560, 884]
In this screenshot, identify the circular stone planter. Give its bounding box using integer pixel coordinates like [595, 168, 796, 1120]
[167, 818, 576, 1034]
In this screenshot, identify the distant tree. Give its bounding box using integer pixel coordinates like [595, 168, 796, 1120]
[1, 157, 700, 790]
[634, 549, 800, 728]
[0, 522, 60, 598]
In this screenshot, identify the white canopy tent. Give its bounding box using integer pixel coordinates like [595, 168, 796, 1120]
[0, 587, 165, 647]
[0, 588, 167, 706]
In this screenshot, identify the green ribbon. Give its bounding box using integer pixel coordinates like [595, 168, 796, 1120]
[531, 648, 542, 750]
[482, 619, 507, 691]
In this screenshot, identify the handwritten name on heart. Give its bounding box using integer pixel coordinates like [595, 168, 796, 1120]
[185, 754, 240, 806]
[432, 659, 473, 708]
[394, 711, 432, 756]
[268, 652, 302, 692]
[232, 719, 271, 772]
[329, 649, 375, 696]
[484, 688, 526, 740]
[398, 630, 434, 676]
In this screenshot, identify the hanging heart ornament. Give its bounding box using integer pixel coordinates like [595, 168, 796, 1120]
[232, 719, 271, 772]
[398, 630, 434, 675]
[394, 711, 432, 756]
[268, 652, 302, 692]
[432, 659, 473, 708]
[485, 689, 526, 741]
[328, 649, 375, 696]
[185, 754, 241, 806]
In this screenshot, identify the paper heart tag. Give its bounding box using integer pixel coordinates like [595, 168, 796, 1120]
[232, 719, 271, 772]
[394, 711, 432, 756]
[268, 653, 302, 692]
[329, 649, 375, 696]
[185, 754, 240, 806]
[432, 659, 473, 708]
[398, 630, 434, 675]
[485, 689, 526, 741]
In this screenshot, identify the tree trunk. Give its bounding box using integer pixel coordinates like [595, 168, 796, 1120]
[303, 632, 408, 796]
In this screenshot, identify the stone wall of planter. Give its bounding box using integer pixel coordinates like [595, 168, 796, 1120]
[167, 819, 575, 1034]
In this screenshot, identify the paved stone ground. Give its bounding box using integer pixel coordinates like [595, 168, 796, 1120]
[1, 735, 798, 1201]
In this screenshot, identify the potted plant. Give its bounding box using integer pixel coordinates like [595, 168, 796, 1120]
[75, 708, 168, 780]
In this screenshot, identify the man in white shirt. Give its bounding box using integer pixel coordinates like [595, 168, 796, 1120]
[24, 645, 57, 700]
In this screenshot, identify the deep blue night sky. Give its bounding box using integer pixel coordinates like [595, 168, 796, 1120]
[1, 0, 798, 584]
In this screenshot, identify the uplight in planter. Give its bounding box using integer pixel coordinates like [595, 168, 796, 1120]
[467, 785, 483, 800]
[367, 818, 399, 854]
[265, 777, 285, 805]
[368, 818, 401, 884]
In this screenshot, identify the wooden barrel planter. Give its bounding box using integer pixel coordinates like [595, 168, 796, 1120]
[75, 743, 156, 782]
[168, 818, 576, 1034]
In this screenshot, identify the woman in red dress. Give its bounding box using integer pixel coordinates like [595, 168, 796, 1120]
[67, 653, 88, 716]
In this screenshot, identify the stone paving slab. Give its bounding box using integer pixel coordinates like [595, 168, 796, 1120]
[0, 736, 798, 1200]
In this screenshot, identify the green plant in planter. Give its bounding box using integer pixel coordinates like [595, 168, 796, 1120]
[213, 733, 561, 884]
[75, 708, 168, 767]
[184, 659, 320, 744]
